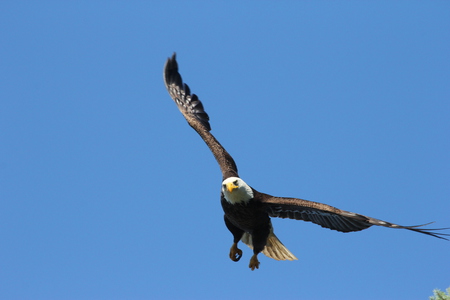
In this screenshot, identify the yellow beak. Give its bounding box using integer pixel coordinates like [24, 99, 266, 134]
[226, 182, 238, 193]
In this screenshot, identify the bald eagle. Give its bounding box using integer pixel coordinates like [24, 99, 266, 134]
[163, 53, 448, 270]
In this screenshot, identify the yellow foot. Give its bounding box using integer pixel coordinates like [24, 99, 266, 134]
[229, 242, 243, 262]
[249, 254, 260, 271]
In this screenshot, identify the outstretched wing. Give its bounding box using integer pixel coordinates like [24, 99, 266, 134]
[260, 195, 449, 240]
[164, 53, 238, 179]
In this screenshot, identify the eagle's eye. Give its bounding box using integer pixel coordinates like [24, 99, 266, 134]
[233, 180, 238, 186]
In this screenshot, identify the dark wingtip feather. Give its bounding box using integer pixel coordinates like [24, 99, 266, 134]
[404, 223, 450, 241]
[369, 218, 450, 241]
[163, 53, 179, 88]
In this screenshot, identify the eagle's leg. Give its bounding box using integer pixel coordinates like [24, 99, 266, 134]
[248, 226, 270, 271]
[224, 215, 244, 262]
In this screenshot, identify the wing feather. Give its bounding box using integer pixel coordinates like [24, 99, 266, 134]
[261, 195, 449, 239]
[164, 54, 211, 131]
[163, 53, 238, 179]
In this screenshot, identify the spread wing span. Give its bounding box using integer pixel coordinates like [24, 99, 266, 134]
[262, 195, 450, 239]
[164, 53, 238, 179]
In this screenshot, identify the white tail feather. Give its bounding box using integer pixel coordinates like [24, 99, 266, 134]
[241, 230, 298, 261]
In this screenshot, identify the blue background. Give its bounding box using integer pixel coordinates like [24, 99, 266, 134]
[1, 2, 449, 299]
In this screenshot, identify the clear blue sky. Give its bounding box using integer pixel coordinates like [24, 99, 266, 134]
[1, 2, 449, 299]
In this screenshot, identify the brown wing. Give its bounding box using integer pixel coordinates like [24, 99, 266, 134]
[260, 194, 449, 240]
[164, 53, 238, 179]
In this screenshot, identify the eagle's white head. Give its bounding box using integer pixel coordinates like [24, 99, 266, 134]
[221, 177, 254, 204]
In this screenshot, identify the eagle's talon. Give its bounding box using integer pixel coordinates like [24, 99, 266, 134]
[249, 254, 260, 271]
[229, 243, 243, 262]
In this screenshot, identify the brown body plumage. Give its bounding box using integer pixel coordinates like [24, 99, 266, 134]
[163, 53, 449, 270]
